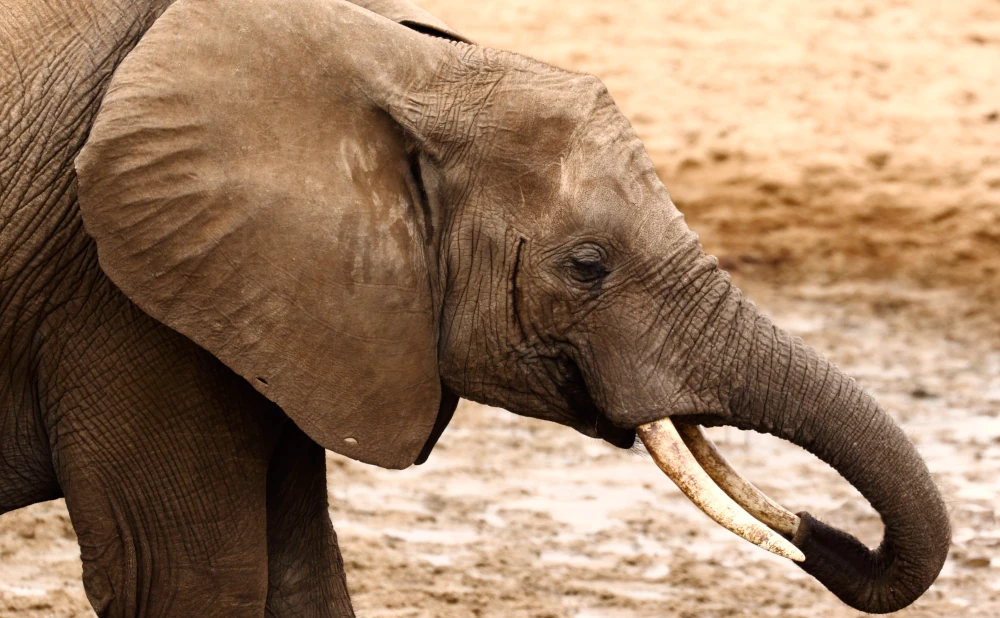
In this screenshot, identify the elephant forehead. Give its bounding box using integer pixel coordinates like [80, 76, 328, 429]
[495, 148, 681, 251]
[474, 89, 676, 238]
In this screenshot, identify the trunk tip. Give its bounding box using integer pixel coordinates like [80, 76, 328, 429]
[790, 511, 949, 614]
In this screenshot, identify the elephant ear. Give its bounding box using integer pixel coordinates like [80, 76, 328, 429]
[76, 0, 464, 468]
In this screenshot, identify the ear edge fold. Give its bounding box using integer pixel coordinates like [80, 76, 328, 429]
[348, 0, 472, 43]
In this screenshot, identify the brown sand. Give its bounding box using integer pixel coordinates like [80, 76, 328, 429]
[2, 1, 998, 616]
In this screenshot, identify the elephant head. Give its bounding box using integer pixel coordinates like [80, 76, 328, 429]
[75, 0, 949, 612]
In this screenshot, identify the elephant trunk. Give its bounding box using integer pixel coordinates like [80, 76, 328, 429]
[729, 294, 949, 613]
[640, 276, 949, 614]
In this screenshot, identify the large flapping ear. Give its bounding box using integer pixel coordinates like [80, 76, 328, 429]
[76, 0, 465, 468]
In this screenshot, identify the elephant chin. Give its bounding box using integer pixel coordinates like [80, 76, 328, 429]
[596, 414, 636, 449]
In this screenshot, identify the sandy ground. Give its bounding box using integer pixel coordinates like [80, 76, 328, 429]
[2, 0, 998, 616]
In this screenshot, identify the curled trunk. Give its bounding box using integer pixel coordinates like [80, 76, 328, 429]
[713, 292, 950, 613]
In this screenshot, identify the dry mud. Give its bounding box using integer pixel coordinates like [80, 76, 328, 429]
[2, 0, 998, 616]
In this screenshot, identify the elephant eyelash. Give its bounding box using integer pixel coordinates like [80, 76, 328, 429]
[569, 255, 608, 284]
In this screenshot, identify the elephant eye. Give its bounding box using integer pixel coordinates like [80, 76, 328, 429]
[568, 245, 608, 285]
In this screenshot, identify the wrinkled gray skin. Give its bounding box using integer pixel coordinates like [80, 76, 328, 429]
[1, 0, 949, 616]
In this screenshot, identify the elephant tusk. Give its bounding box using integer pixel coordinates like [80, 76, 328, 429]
[676, 423, 800, 536]
[637, 418, 805, 562]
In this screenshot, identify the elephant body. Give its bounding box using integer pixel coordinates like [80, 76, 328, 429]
[1, 0, 949, 616]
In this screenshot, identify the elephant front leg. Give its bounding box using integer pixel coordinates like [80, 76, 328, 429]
[46, 303, 284, 617]
[265, 422, 354, 618]
[59, 401, 276, 617]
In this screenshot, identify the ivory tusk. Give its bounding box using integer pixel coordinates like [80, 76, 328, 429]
[637, 418, 805, 562]
[676, 423, 800, 536]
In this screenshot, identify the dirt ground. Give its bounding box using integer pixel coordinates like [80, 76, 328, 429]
[2, 0, 998, 616]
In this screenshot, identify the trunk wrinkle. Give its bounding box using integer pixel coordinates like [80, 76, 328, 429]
[715, 287, 950, 614]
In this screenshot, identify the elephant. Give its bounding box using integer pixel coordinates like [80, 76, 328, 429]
[0, 0, 950, 615]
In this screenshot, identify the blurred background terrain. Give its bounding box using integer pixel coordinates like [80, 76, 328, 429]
[2, 0, 998, 616]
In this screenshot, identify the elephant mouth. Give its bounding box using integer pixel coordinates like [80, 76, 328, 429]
[558, 357, 636, 449]
[595, 414, 636, 448]
[637, 418, 804, 562]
